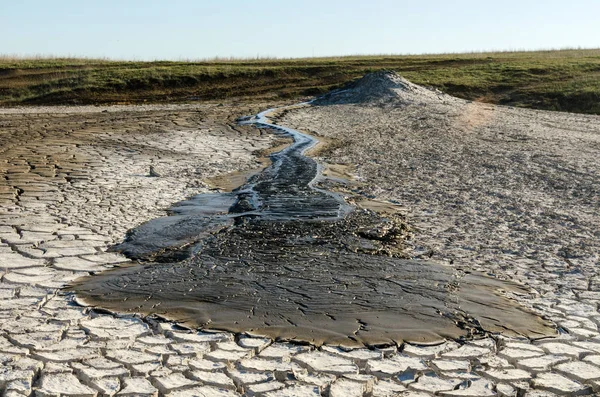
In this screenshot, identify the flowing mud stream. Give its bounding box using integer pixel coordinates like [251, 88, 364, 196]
[69, 104, 554, 347]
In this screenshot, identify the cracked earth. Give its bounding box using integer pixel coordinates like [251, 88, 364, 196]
[1, 73, 600, 396]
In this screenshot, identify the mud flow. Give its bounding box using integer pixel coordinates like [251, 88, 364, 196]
[69, 107, 554, 347]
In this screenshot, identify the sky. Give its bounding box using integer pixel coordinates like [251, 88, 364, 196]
[1, 0, 599, 60]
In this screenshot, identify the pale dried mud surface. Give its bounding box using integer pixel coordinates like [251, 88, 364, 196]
[1, 74, 600, 396]
[278, 73, 600, 303]
[69, 94, 553, 348]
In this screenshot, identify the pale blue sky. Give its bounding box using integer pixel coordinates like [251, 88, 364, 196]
[1, 0, 598, 59]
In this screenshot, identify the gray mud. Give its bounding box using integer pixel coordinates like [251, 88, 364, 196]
[69, 81, 555, 347]
[71, 211, 552, 347]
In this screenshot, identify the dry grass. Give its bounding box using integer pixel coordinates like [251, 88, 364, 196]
[1, 49, 599, 113]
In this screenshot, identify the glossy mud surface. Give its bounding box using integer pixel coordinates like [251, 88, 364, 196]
[69, 105, 554, 347]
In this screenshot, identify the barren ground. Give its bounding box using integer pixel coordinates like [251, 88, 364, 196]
[1, 73, 600, 396]
[279, 76, 600, 305]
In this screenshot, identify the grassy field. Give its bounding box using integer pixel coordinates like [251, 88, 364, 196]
[1, 49, 600, 114]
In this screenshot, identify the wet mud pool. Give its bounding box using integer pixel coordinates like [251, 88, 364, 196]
[69, 106, 554, 347]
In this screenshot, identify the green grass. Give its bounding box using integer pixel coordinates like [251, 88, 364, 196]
[1, 49, 600, 114]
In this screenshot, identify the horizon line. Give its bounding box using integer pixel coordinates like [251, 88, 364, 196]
[1, 46, 599, 63]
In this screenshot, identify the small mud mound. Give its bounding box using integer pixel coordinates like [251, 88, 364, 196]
[314, 70, 447, 106]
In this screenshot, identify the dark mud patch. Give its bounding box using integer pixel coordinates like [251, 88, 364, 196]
[70, 209, 553, 347]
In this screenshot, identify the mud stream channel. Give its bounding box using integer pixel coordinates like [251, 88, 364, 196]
[69, 105, 554, 347]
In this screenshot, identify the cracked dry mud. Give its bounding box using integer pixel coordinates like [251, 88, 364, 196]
[0, 72, 599, 397]
[69, 101, 551, 348]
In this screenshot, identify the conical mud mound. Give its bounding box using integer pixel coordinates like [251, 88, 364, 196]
[314, 70, 446, 105]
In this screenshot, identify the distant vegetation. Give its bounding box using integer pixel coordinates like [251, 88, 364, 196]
[1, 49, 599, 114]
